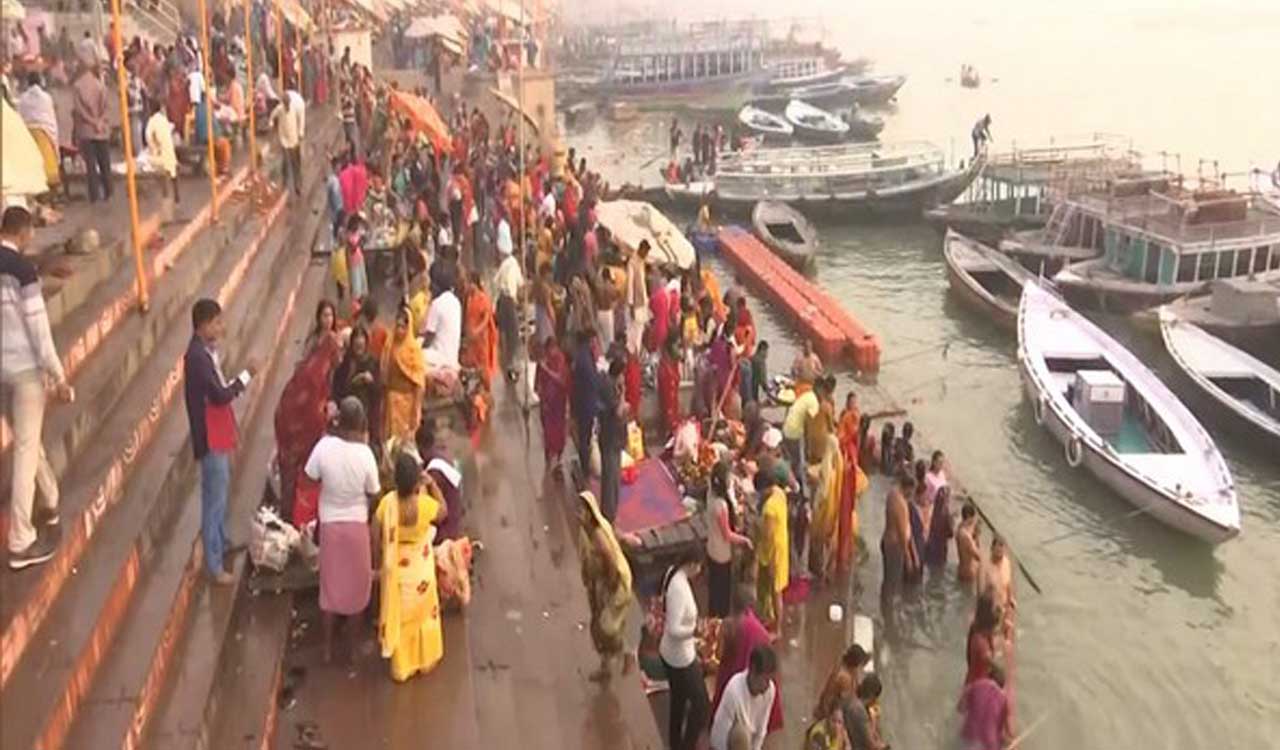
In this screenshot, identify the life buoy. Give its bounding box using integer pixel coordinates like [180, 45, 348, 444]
[1033, 395, 1046, 426]
[1065, 435, 1085, 468]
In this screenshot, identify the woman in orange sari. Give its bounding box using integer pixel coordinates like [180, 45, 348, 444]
[459, 271, 498, 388]
[836, 391, 866, 570]
[382, 305, 427, 443]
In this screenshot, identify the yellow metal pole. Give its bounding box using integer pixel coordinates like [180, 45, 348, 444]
[199, 0, 219, 220]
[276, 2, 285, 95]
[244, 0, 257, 173]
[109, 0, 148, 311]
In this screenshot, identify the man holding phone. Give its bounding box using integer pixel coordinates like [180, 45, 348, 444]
[183, 298, 255, 584]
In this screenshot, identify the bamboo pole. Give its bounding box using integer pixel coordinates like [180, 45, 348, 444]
[276, 2, 285, 95]
[109, 0, 148, 311]
[199, 0, 219, 220]
[244, 0, 257, 173]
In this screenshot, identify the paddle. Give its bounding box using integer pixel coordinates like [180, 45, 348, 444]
[964, 492, 1043, 595]
[1005, 710, 1051, 750]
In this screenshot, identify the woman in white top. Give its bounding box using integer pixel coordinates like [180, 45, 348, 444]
[705, 460, 752, 618]
[659, 552, 708, 750]
[303, 397, 381, 664]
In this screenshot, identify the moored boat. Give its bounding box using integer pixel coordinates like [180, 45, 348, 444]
[848, 73, 907, 105]
[844, 110, 885, 142]
[943, 229, 1038, 329]
[751, 80, 858, 112]
[712, 141, 984, 217]
[784, 99, 850, 144]
[1159, 306, 1280, 448]
[1017, 283, 1239, 543]
[752, 200, 819, 271]
[760, 58, 848, 90]
[737, 105, 793, 140]
[1136, 278, 1280, 351]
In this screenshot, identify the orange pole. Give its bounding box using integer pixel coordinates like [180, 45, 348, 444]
[244, 0, 257, 173]
[276, 2, 284, 95]
[199, 0, 219, 220]
[109, 0, 148, 311]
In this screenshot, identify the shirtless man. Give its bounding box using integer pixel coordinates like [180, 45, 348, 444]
[955, 502, 982, 587]
[981, 535, 1016, 631]
[880, 472, 919, 610]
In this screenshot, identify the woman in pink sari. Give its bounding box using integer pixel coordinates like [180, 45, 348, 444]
[535, 336, 569, 471]
[711, 590, 784, 733]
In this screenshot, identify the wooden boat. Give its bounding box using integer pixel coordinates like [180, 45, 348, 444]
[752, 200, 818, 271]
[763, 61, 847, 90]
[943, 229, 1038, 329]
[737, 105, 793, 140]
[750, 80, 858, 112]
[1138, 278, 1280, 351]
[848, 74, 907, 105]
[712, 141, 984, 217]
[960, 65, 981, 88]
[784, 99, 850, 144]
[1159, 306, 1280, 448]
[661, 178, 716, 208]
[926, 205, 1047, 247]
[1017, 282, 1239, 543]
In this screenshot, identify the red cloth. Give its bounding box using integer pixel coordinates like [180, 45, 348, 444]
[205, 403, 238, 453]
[657, 352, 681, 437]
[966, 627, 995, 686]
[535, 346, 569, 462]
[711, 609, 784, 731]
[274, 336, 340, 525]
[339, 162, 368, 216]
[647, 287, 670, 352]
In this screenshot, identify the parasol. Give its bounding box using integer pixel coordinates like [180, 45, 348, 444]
[1, 99, 49, 201]
[388, 90, 451, 155]
[594, 200, 695, 270]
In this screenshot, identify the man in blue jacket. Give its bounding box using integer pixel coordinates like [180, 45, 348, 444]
[183, 299, 253, 584]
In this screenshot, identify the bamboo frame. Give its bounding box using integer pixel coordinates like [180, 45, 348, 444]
[109, 0, 148, 311]
[199, 0, 219, 219]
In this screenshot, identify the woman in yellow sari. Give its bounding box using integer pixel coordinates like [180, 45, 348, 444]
[576, 491, 634, 682]
[756, 472, 789, 637]
[382, 305, 426, 442]
[373, 452, 449, 682]
[808, 433, 845, 582]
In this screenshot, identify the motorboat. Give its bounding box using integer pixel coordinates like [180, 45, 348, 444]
[784, 99, 850, 144]
[737, 105, 793, 141]
[1159, 306, 1280, 448]
[1017, 283, 1239, 543]
[752, 200, 818, 271]
[943, 229, 1038, 330]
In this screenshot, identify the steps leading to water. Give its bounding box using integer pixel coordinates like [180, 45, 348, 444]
[0, 114, 339, 750]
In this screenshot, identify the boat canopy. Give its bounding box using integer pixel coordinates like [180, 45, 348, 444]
[594, 200, 695, 270]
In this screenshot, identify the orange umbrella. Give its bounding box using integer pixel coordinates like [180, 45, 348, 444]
[388, 90, 451, 155]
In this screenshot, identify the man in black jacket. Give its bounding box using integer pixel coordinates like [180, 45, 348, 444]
[183, 299, 253, 584]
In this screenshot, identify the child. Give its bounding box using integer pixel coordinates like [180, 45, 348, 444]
[345, 213, 368, 313]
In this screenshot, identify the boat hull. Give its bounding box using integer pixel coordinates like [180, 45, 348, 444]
[924, 206, 1047, 246]
[752, 202, 818, 272]
[849, 76, 906, 105]
[945, 254, 1018, 330]
[1017, 356, 1238, 544]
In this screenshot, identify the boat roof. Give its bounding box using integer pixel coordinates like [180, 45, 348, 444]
[1020, 285, 1236, 523]
[718, 140, 944, 175]
[1065, 184, 1280, 252]
[594, 200, 695, 269]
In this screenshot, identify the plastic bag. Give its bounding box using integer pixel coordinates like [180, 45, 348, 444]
[626, 420, 644, 461]
[249, 506, 300, 573]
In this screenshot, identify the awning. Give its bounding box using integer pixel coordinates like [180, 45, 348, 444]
[388, 90, 451, 155]
[1, 99, 49, 200]
[487, 86, 538, 134]
[404, 14, 468, 54]
[276, 0, 315, 32]
[341, 0, 389, 24]
[594, 201, 695, 270]
[484, 0, 528, 26]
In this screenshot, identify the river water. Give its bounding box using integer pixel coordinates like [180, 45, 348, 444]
[563, 1, 1280, 747]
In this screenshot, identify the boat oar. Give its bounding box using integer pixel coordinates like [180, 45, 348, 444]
[964, 492, 1043, 596]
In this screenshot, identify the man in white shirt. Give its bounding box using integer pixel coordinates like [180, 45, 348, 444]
[17, 73, 58, 146]
[493, 234, 524, 381]
[709, 646, 778, 750]
[423, 281, 462, 372]
[269, 92, 304, 197]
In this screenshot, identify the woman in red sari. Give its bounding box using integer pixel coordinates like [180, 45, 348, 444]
[657, 336, 682, 440]
[733, 297, 757, 356]
[274, 332, 342, 526]
[460, 272, 499, 388]
[534, 336, 569, 470]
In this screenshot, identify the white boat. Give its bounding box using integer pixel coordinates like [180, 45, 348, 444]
[712, 141, 984, 216]
[1017, 283, 1239, 543]
[847, 73, 907, 105]
[1159, 306, 1280, 448]
[784, 99, 849, 143]
[737, 105, 793, 140]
